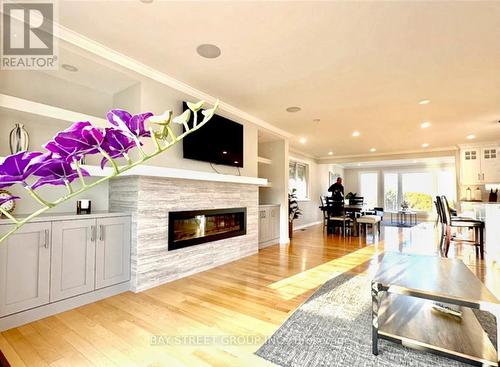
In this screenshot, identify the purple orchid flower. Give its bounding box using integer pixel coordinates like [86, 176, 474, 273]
[0, 151, 48, 188]
[100, 128, 136, 168]
[106, 110, 153, 138]
[32, 156, 89, 190]
[0, 195, 20, 206]
[44, 121, 104, 161]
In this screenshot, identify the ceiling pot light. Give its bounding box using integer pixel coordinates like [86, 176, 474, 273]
[61, 64, 78, 72]
[352, 131, 360, 137]
[419, 99, 430, 105]
[140, 0, 154, 3]
[467, 134, 476, 140]
[420, 122, 431, 128]
[196, 44, 221, 59]
[370, 148, 376, 152]
[313, 118, 321, 123]
[299, 137, 307, 144]
[422, 143, 429, 148]
[286, 106, 301, 113]
[328, 151, 333, 155]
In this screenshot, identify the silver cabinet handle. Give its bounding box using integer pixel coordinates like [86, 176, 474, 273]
[99, 225, 104, 241]
[90, 225, 96, 242]
[41, 230, 48, 248]
[45, 229, 49, 249]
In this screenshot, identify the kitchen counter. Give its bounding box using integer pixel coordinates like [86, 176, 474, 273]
[461, 202, 500, 262]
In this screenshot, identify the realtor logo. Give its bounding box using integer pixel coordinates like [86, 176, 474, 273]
[1, 0, 58, 69]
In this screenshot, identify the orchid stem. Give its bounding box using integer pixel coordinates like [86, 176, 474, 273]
[74, 160, 87, 188]
[166, 126, 177, 143]
[98, 148, 119, 174]
[149, 128, 162, 153]
[64, 180, 73, 194]
[0, 208, 19, 224]
[25, 187, 54, 208]
[123, 153, 132, 165]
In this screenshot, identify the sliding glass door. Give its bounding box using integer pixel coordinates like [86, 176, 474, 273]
[401, 172, 433, 211]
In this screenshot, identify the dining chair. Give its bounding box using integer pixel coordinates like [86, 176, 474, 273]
[320, 196, 328, 229]
[326, 197, 353, 236]
[439, 195, 484, 259]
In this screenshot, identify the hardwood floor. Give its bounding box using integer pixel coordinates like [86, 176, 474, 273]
[1, 222, 499, 366]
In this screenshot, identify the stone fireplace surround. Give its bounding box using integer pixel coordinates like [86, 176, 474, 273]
[109, 176, 259, 292]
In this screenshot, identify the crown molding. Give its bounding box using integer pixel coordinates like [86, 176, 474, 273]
[289, 148, 319, 162]
[51, 22, 293, 139]
[317, 146, 458, 161]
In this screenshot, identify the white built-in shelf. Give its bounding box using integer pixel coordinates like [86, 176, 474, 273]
[0, 93, 108, 127]
[258, 179, 273, 188]
[257, 156, 272, 165]
[82, 164, 268, 186]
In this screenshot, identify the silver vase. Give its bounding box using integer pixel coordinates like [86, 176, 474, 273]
[9, 123, 29, 154]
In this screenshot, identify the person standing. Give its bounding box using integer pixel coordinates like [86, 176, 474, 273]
[328, 177, 344, 201]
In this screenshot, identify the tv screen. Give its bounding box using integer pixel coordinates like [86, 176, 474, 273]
[182, 102, 244, 168]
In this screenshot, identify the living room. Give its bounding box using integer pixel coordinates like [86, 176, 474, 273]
[0, 1, 499, 366]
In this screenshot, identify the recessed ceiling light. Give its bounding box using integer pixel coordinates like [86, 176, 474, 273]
[421, 122, 431, 128]
[286, 106, 301, 113]
[352, 131, 360, 137]
[328, 151, 333, 155]
[313, 118, 321, 123]
[422, 143, 429, 148]
[196, 44, 221, 59]
[140, 0, 153, 3]
[466, 134, 476, 140]
[61, 64, 78, 72]
[370, 148, 376, 152]
[299, 137, 307, 144]
[419, 99, 431, 105]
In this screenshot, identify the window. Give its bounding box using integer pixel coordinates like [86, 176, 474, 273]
[360, 172, 378, 207]
[402, 172, 433, 211]
[289, 161, 309, 199]
[384, 173, 398, 211]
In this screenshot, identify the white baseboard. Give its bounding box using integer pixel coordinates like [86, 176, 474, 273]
[0, 282, 130, 331]
[259, 238, 279, 249]
[293, 221, 322, 231]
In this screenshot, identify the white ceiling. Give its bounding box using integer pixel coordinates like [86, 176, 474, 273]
[58, 1, 500, 158]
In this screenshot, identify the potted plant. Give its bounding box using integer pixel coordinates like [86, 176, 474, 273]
[288, 188, 302, 239]
[345, 192, 357, 205]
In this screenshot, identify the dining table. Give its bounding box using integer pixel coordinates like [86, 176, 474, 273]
[319, 203, 370, 236]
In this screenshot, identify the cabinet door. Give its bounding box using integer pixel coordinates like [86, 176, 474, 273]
[481, 147, 500, 183]
[461, 148, 481, 184]
[95, 216, 131, 289]
[270, 206, 280, 240]
[0, 222, 51, 317]
[259, 208, 270, 243]
[51, 219, 96, 302]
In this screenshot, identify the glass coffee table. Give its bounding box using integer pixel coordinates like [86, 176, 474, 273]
[389, 210, 417, 226]
[372, 253, 499, 366]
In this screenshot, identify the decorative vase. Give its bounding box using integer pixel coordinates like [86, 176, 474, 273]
[9, 123, 29, 154]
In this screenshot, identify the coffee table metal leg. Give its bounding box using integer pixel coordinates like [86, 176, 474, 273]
[371, 281, 381, 355]
[497, 311, 500, 366]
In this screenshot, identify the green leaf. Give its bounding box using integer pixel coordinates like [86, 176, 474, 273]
[187, 100, 205, 112]
[172, 110, 191, 125]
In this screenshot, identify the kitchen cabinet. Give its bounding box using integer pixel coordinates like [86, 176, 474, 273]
[460, 145, 500, 184]
[259, 205, 280, 246]
[0, 222, 51, 317]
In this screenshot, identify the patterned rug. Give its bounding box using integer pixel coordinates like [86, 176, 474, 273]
[256, 272, 495, 367]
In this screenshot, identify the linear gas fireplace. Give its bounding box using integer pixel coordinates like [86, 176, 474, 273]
[168, 207, 247, 251]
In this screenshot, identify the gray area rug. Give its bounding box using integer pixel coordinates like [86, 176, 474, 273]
[256, 272, 495, 367]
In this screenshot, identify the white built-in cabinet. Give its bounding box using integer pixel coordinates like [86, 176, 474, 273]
[0, 214, 130, 318]
[460, 145, 500, 185]
[259, 205, 280, 247]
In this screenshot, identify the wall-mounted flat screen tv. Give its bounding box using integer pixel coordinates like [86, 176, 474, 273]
[182, 101, 244, 168]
